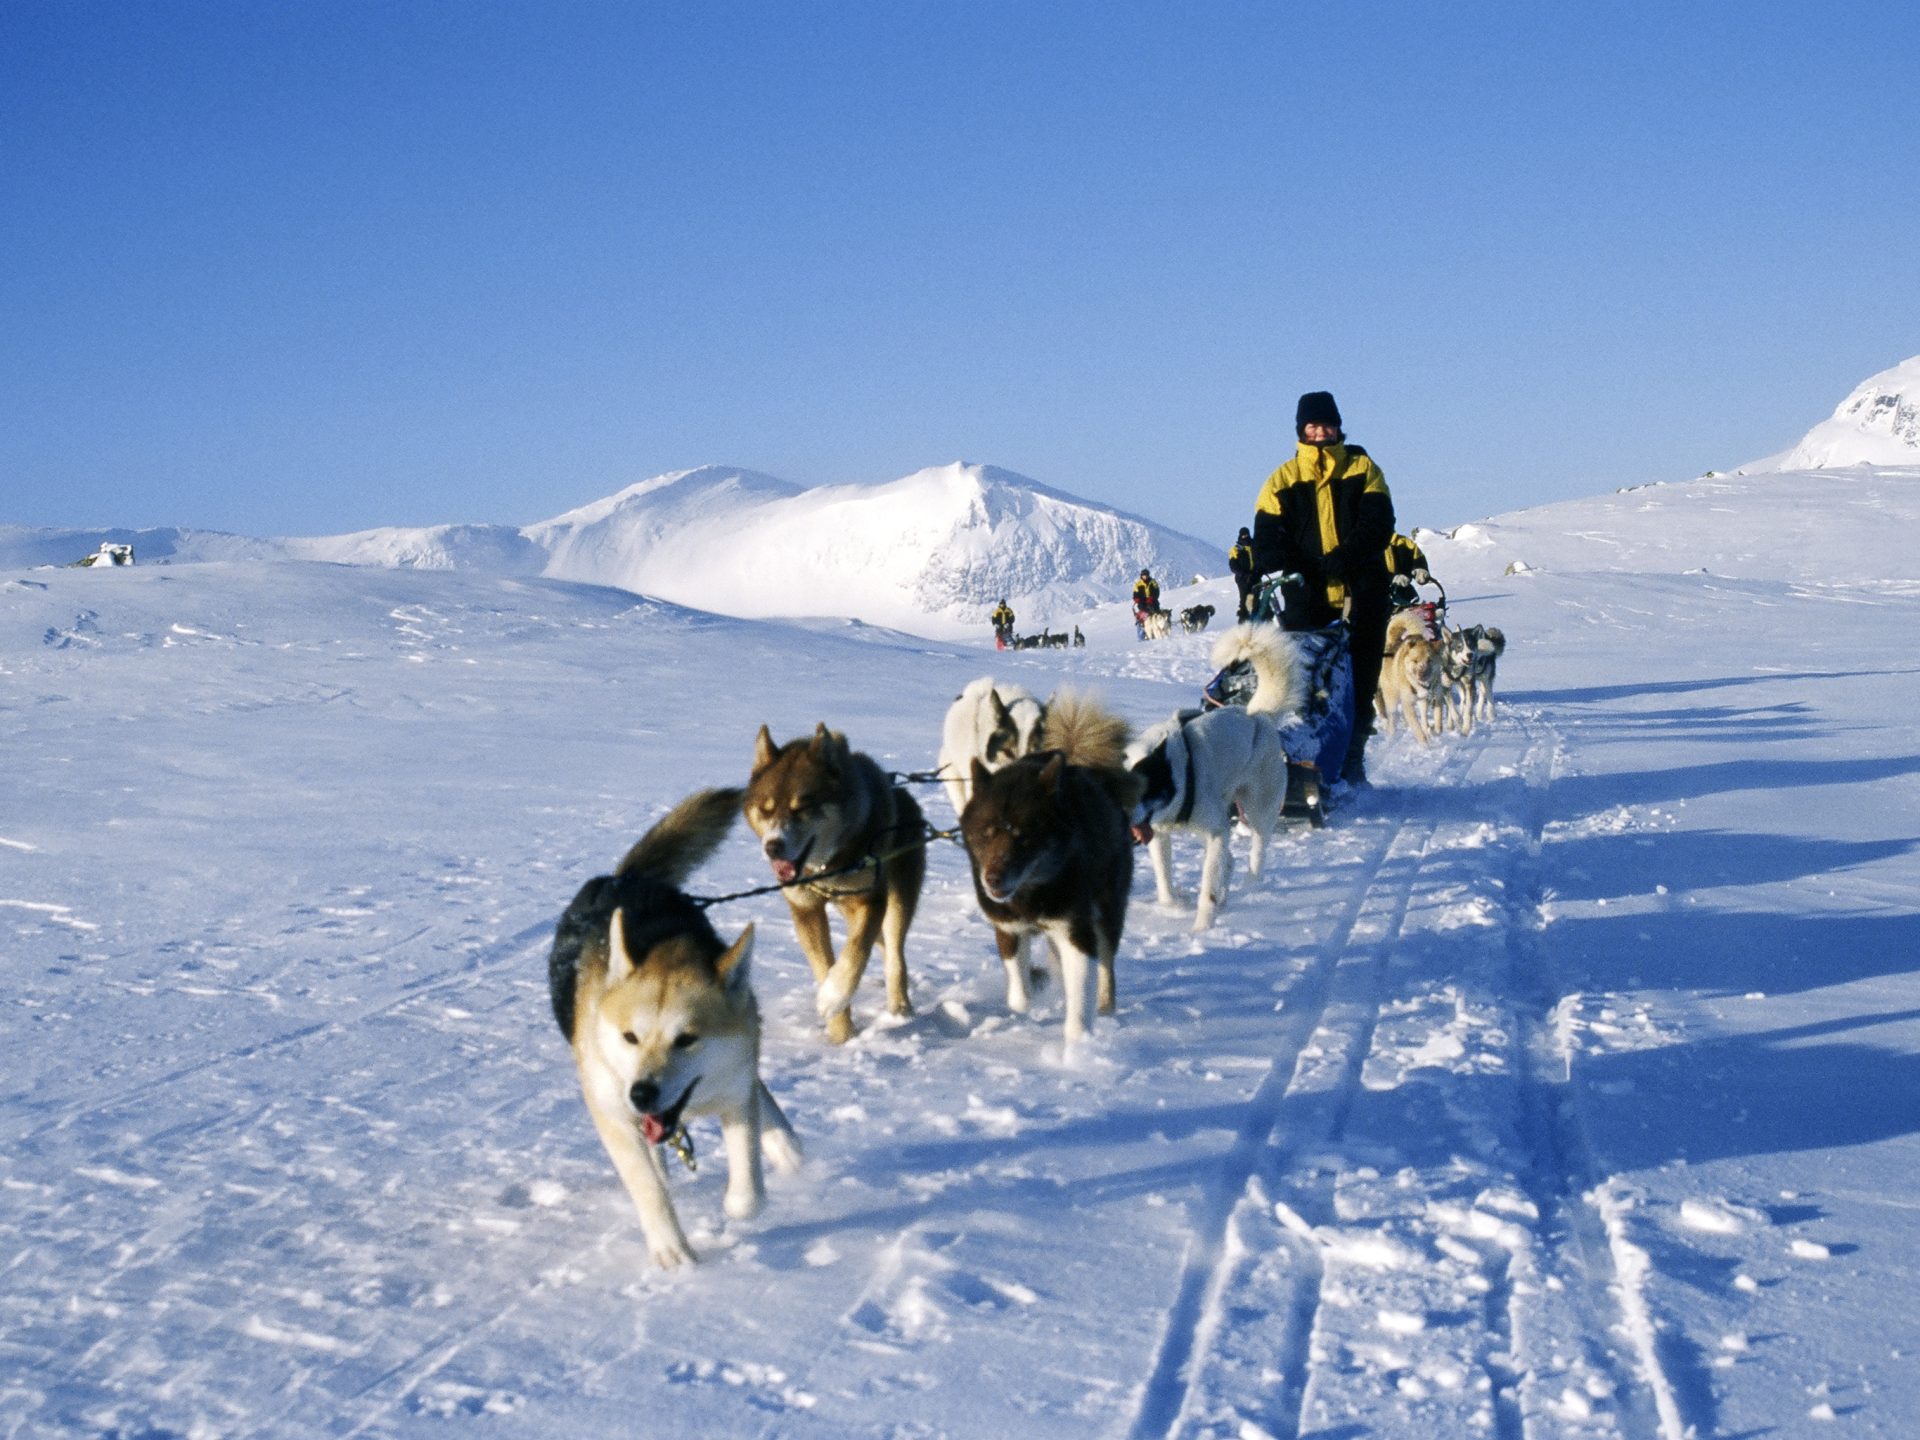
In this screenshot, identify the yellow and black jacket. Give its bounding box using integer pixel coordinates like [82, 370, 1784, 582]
[1385, 532, 1428, 578]
[990, 602, 1015, 631]
[1251, 441, 1396, 629]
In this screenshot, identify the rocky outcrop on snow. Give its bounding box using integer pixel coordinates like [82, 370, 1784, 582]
[1742, 354, 1920, 471]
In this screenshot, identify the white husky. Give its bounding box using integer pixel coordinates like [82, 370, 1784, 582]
[1126, 625, 1302, 930]
[938, 677, 1047, 817]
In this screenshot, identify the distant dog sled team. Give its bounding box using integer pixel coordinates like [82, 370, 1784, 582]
[548, 388, 1507, 1264]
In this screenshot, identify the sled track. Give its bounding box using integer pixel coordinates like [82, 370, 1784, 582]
[1500, 717, 1689, 1440]
[1126, 737, 1482, 1440]
[1128, 713, 1689, 1440]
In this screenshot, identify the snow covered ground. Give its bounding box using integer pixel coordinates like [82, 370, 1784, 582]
[4, 466, 1918, 1438]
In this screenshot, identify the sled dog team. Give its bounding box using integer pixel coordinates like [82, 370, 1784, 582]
[1375, 609, 1506, 745]
[549, 617, 1500, 1266]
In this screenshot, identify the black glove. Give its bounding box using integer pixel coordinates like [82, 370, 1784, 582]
[1321, 547, 1350, 582]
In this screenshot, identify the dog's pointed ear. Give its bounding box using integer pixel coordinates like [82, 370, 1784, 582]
[813, 724, 849, 767]
[607, 905, 637, 983]
[715, 923, 754, 991]
[989, 689, 1013, 725]
[970, 757, 991, 791]
[1039, 752, 1065, 792]
[753, 724, 778, 773]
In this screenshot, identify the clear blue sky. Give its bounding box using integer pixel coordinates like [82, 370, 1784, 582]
[4, 1, 1916, 547]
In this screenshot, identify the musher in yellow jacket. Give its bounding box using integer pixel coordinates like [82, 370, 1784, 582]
[1385, 532, 1429, 582]
[1250, 390, 1397, 786]
[990, 598, 1015, 648]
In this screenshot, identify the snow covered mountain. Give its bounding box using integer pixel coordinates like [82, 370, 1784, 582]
[1741, 353, 1920, 470]
[2, 463, 1220, 639]
[527, 462, 1218, 634]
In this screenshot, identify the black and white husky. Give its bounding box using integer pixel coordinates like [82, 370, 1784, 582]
[1441, 624, 1506, 733]
[1126, 625, 1302, 930]
[938, 677, 1047, 817]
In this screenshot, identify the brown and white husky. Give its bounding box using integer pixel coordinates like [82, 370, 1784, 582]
[743, 724, 926, 1044]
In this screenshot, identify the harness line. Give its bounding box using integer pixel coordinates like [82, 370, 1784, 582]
[689, 818, 967, 911]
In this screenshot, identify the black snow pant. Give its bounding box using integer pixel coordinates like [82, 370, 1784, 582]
[1233, 576, 1258, 621]
[1346, 595, 1390, 757]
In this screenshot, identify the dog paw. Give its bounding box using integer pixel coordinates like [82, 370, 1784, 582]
[724, 1186, 765, 1222]
[815, 969, 857, 1020]
[648, 1234, 697, 1269]
[763, 1130, 804, 1173]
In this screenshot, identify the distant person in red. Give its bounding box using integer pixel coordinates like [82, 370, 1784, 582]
[1250, 391, 1396, 786]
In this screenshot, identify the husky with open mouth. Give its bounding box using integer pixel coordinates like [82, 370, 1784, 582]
[743, 724, 926, 1044]
[548, 787, 801, 1268]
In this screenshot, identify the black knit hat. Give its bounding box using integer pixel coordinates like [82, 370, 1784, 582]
[1295, 390, 1342, 437]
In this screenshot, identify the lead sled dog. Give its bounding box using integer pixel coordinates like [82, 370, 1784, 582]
[547, 787, 801, 1269]
[1128, 624, 1302, 930]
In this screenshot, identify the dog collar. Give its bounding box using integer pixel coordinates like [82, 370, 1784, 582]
[802, 857, 881, 899]
[664, 1125, 697, 1173]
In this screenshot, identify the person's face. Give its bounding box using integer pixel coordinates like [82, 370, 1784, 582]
[1302, 421, 1340, 445]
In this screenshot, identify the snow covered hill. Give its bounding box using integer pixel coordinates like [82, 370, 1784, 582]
[6, 461, 1920, 1438]
[527, 461, 1220, 634]
[1741, 353, 1920, 471]
[1, 462, 1221, 639]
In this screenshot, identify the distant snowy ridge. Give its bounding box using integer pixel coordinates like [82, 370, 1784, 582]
[3, 462, 1220, 640]
[1742, 353, 1920, 471]
[529, 463, 1219, 635]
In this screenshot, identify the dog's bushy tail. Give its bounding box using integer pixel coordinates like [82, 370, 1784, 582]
[615, 787, 744, 886]
[1210, 623, 1306, 718]
[1040, 688, 1131, 771]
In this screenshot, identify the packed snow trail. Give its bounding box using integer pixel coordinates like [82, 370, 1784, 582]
[1124, 715, 1677, 1439]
